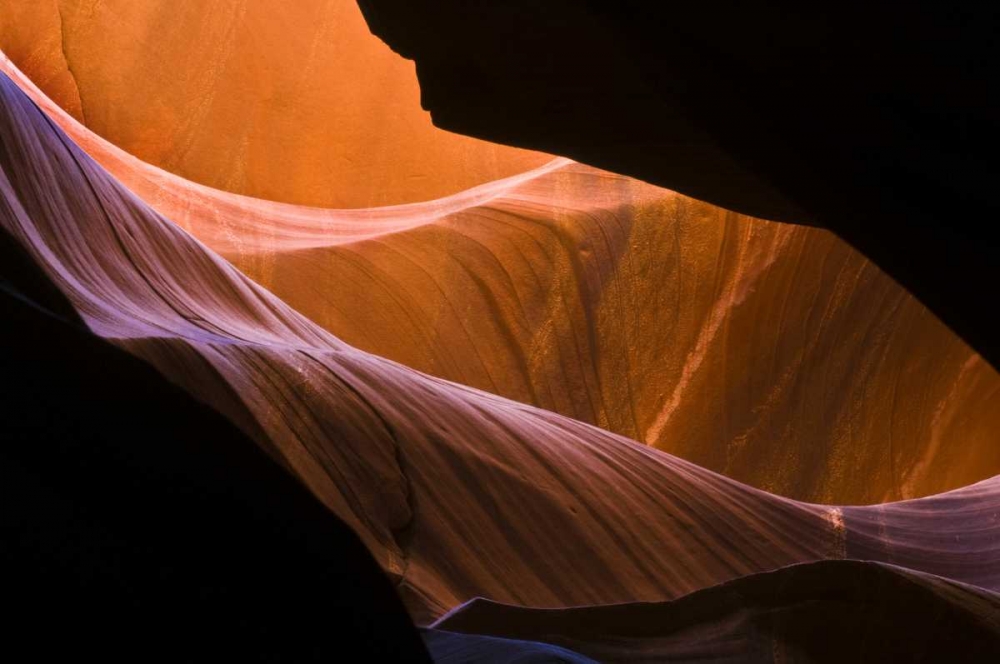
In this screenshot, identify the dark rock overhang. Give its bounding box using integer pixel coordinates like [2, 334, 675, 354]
[357, 1, 1000, 368]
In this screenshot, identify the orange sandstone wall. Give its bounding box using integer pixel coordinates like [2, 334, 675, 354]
[0, 0, 549, 207]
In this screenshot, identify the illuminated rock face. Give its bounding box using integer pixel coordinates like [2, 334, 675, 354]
[0, 0, 549, 207]
[224, 168, 1000, 505]
[3, 67, 1000, 634]
[0, 1, 84, 120]
[5, 49, 997, 506]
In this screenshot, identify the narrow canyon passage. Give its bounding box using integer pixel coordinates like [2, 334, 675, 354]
[2, 3, 998, 662]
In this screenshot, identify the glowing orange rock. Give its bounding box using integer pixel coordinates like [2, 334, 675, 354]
[0, 0, 549, 207]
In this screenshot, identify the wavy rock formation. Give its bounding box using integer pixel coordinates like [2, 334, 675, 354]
[3, 51, 998, 505]
[0, 0, 549, 207]
[3, 60, 1000, 656]
[220, 167, 1000, 505]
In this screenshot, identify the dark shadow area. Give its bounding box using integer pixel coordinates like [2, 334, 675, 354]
[433, 560, 1000, 663]
[0, 225, 428, 661]
[358, 1, 1000, 369]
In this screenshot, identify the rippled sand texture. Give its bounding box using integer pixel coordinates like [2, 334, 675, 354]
[3, 45, 998, 505]
[0, 0, 549, 207]
[3, 52, 1000, 643]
